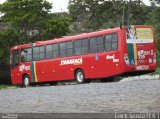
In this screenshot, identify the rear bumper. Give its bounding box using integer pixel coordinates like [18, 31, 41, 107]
[126, 64, 157, 72]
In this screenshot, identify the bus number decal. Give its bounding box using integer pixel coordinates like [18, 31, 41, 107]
[60, 57, 83, 65]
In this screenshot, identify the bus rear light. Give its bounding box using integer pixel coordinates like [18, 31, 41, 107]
[149, 58, 152, 63]
[153, 58, 156, 63]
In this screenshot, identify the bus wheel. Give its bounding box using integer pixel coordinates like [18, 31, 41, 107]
[75, 69, 85, 84]
[22, 75, 30, 87]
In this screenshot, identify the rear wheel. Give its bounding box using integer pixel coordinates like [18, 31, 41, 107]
[22, 75, 30, 87]
[75, 69, 85, 84]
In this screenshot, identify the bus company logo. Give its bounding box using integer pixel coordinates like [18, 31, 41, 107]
[19, 65, 30, 71]
[60, 57, 83, 65]
[106, 54, 119, 62]
[138, 50, 154, 59]
[124, 54, 130, 65]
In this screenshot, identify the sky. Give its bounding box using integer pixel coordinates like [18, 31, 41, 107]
[0, 0, 151, 13]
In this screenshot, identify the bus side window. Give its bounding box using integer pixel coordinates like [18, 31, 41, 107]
[112, 33, 118, 50]
[105, 34, 112, 51]
[33, 47, 40, 61]
[39, 46, 45, 60]
[66, 41, 73, 56]
[21, 48, 32, 62]
[60, 42, 67, 57]
[90, 37, 97, 53]
[53, 43, 59, 58]
[46, 44, 53, 59]
[89, 36, 104, 53]
[105, 33, 118, 51]
[74, 40, 82, 55]
[12, 50, 20, 68]
[82, 38, 89, 54]
[97, 36, 104, 52]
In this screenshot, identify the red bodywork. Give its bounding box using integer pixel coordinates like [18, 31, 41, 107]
[10, 25, 157, 85]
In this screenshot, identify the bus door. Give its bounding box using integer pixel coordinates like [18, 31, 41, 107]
[11, 50, 21, 84]
[31, 46, 45, 83]
[31, 60, 44, 83]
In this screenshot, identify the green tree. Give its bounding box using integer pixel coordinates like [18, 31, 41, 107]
[0, 0, 71, 83]
[0, 0, 52, 42]
[146, 6, 160, 64]
[68, 0, 148, 33]
[0, 0, 71, 42]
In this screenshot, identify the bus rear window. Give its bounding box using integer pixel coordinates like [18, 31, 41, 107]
[126, 26, 153, 43]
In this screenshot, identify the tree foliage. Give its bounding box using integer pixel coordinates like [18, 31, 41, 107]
[146, 6, 160, 64]
[69, 0, 160, 64]
[0, 0, 70, 42]
[68, 0, 147, 32]
[0, 0, 71, 67]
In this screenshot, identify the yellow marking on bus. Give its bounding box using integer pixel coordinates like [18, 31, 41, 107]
[133, 43, 138, 65]
[34, 62, 38, 82]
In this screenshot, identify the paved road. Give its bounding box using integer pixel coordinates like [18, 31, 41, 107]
[0, 80, 160, 113]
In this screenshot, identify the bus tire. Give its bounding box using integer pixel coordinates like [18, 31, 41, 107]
[22, 75, 30, 87]
[75, 69, 85, 84]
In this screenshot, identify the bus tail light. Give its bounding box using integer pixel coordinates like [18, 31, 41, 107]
[149, 58, 152, 63]
[153, 54, 156, 63]
[153, 58, 156, 63]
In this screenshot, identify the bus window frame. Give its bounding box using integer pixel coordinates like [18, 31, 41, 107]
[11, 49, 20, 69]
[33, 45, 45, 61]
[104, 32, 118, 52]
[21, 48, 32, 62]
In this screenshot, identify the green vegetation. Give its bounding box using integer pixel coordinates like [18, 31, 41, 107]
[0, 85, 17, 90]
[0, 0, 160, 85]
[0, 0, 71, 66]
[152, 67, 160, 74]
[68, 0, 160, 66]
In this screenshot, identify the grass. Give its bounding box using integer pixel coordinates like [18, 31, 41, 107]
[151, 67, 160, 75]
[154, 67, 160, 75]
[0, 85, 17, 90]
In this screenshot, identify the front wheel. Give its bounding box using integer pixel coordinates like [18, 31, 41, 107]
[22, 75, 30, 87]
[75, 69, 85, 84]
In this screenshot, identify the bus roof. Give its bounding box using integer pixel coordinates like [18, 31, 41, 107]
[10, 25, 153, 50]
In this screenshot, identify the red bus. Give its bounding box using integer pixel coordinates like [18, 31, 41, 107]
[10, 25, 157, 87]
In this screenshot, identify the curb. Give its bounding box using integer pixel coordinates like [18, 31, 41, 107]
[120, 75, 160, 82]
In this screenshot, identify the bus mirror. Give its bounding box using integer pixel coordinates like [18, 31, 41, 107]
[24, 49, 28, 53]
[120, 23, 123, 30]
